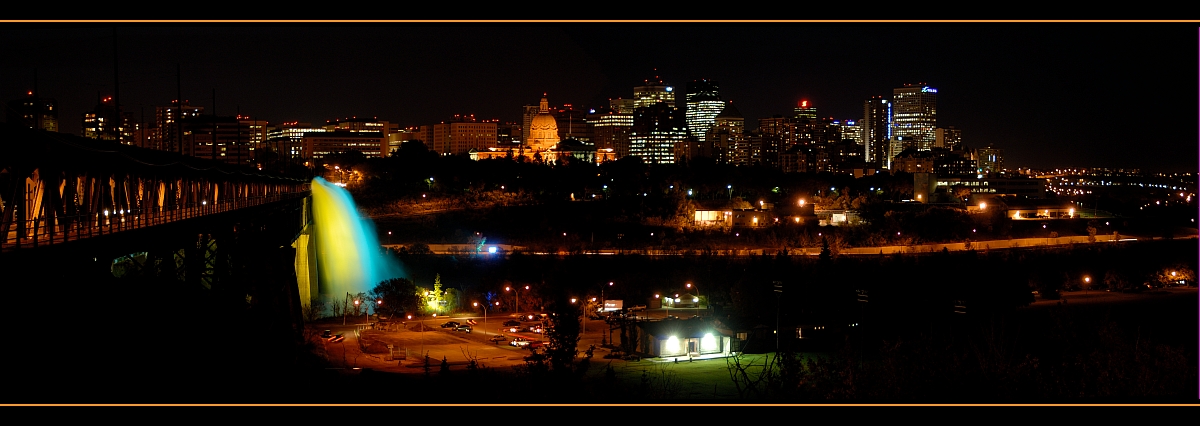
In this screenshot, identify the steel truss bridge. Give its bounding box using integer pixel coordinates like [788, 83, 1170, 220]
[0, 123, 316, 396]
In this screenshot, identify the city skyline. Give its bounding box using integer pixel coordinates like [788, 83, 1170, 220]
[1, 22, 1195, 172]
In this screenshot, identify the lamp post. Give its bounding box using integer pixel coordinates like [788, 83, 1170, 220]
[354, 299, 361, 325]
[506, 285, 528, 314]
[727, 185, 733, 200]
[601, 281, 613, 312]
[686, 282, 702, 311]
[571, 297, 583, 337]
[343, 292, 352, 325]
[1084, 276, 1091, 296]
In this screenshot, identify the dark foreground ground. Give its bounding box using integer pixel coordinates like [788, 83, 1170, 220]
[4, 287, 1190, 405]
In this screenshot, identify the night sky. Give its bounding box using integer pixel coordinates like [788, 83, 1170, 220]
[2, 22, 1196, 172]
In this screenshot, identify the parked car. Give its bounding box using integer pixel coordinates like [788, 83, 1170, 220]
[503, 320, 521, 327]
[490, 335, 508, 343]
[441, 321, 460, 328]
[320, 330, 332, 339]
[510, 337, 531, 347]
[455, 325, 472, 333]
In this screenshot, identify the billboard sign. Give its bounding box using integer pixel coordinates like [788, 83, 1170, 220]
[603, 300, 623, 311]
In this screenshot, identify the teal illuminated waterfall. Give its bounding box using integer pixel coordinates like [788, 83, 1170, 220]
[309, 177, 406, 299]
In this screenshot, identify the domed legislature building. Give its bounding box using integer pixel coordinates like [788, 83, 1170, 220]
[471, 94, 616, 165]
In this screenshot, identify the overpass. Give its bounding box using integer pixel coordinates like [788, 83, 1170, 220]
[0, 122, 316, 401]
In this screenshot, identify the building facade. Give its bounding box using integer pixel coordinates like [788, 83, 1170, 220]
[421, 115, 499, 155]
[152, 100, 204, 153]
[629, 102, 686, 164]
[6, 91, 58, 132]
[684, 79, 722, 143]
[892, 83, 938, 150]
[862, 96, 892, 166]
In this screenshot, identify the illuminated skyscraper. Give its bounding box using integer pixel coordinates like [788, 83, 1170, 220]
[629, 102, 685, 164]
[421, 114, 499, 155]
[83, 94, 137, 146]
[862, 96, 891, 166]
[709, 102, 750, 166]
[153, 100, 203, 153]
[684, 79, 722, 143]
[587, 105, 633, 158]
[633, 76, 675, 108]
[7, 91, 58, 132]
[793, 100, 817, 121]
[892, 83, 938, 150]
[935, 126, 962, 150]
[975, 145, 1004, 174]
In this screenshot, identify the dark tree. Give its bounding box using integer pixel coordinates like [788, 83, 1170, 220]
[371, 277, 421, 316]
[545, 295, 583, 373]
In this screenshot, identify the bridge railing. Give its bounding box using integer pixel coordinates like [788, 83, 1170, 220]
[1, 191, 308, 253]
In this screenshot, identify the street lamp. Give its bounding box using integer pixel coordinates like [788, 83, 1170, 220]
[602, 281, 613, 309]
[354, 298, 361, 324]
[506, 285, 528, 314]
[1084, 276, 1091, 296]
[474, 301, 488, 334]
[686, 282, 702, 310]
[727, 185, 733, 200]
[571, 297, 585, 337]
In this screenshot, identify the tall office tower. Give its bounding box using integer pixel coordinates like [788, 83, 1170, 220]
[587, 106, 633, 158]
[935, 126, 962, 150]
[610, 98, 636, 114]
[684, 79, 722, 143]
[629, 102, 685, 164]
[793, 100, 817, 121]
[488, 120, 522, 147]
[633, 76, 675, 108]
[892, 83, 938, 150]
[554, 103, 590, 142]
[758, 115, 795, 149]
[421, 114, 499, 155]
[706, 101, 746, 165]
[887, 136, 915, 170]
[862, 96, 892, 166]
[521, 104, 540, 145]
[267, 121, 323, 162]
[323, 116, 389, 133]
[153, 100, 204, 153]
[838, 120, 863, 146]
[975, 145, 1004, 175]
[82, 95, 137, 145]
[181, 114, 258, 165]
[7, 91, 58, 132]
[238, 116, 270, 155]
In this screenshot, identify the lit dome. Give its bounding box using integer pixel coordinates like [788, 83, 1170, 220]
[528, 94, 559, 150]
